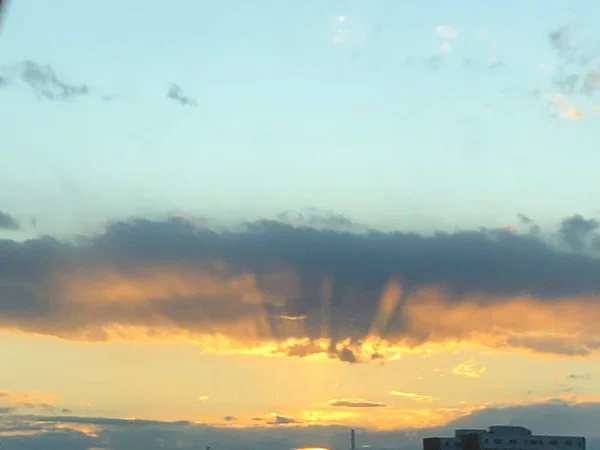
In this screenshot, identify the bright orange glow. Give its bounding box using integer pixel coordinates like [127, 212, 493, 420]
[295, 447, 330, 450]
[0, 268, 597, 363]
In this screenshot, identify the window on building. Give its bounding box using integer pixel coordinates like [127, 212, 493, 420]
[494, 439, 503, 445]
[566, 442, 572, 446]
[509, 440, 517, 445]
[550, 441, 558, 446]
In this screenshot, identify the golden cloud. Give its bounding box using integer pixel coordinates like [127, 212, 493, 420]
[389, 391, 437, 403]
[2, 265, 600, 363]
[0, 390, 61, 406]
[451, 359, 487, 378]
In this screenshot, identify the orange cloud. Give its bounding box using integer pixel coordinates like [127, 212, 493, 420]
[3, 263, 600, 363]
[389, 391, 437, 403]
[0, 390, 61, 406]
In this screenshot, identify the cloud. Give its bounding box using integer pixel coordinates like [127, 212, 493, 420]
[327, 399, 387, 408]
[434, 25, 458, 39]
[545, 92, 583, 120]
[567, 373, 591, 381]
[559, 105, 584, 120]
[0, 390, 61, 407]
[451, 359, 487, 378]
[560, 214, 599, 252]
[167, 83, 198, 107]
[267, 414, 302, 425]
[547, 25, 600, 97]
[1, 398, 600, 450]
[2, 60, 90, 100]
[0, 210, 19, 230]
[2, 214, 600, 362]
[440, 43, 451, 53]
[389, 391, 437, 403]
[331, 15, 351, 45]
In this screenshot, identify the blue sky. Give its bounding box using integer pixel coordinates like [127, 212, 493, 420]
[2, 0, 600, 236]
[0, 0, 600, 237]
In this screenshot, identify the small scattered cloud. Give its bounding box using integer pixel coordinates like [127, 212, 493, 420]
[197, 396, 209, 402]
[538, 63, 554, 72]
[434, 25, 458, 39]
[326, 399, 387, 408]
[0, 210, 19, 230]
[545, 92, 583, 120]
[440, 43, 451, 53]
[568, 373, 592, 381]
[266, 414, 302, 425]
[559, 105, 584, 120]
[0, 390, 61, 406]
[546, 25, 600, 97]
[451, 359, 487, 378]
[223, 415, 237, 422]
[167, 83, 198, 107]
[582, 69, 600, 96]
[11, 60, 89, 100]
[331, 14, 352, 45]
[389, 391, 437, 403]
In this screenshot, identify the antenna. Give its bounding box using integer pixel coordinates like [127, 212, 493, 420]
[351, 429, 356, 450]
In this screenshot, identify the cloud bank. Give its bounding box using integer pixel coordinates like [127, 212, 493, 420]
[0, 398, 599, 450]
[1, 212, 600, 362]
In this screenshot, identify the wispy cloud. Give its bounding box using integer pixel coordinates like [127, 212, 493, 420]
[434, 25, 458, 39]
[389, 391, 437, 403]
[326, 399, 387, 408]
[567, 373, 591, 381]
[3, 60, 90, 100]
[331, 14, 352, 45]
[0, 390, 61, 407]
[451, 359, 487, 378]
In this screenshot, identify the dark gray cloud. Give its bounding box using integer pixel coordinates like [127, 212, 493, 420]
[0, 209, 19, 230]
[167, 83, 198, 107]
[1, 213, 600, 361]
[0, 400, 599, 450]
[327, 399, 387, 408]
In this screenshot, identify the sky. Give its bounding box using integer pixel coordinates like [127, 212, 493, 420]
[1, 1, 600, 450]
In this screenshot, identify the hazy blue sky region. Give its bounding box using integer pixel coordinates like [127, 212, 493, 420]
[1, 0, 600, 238]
